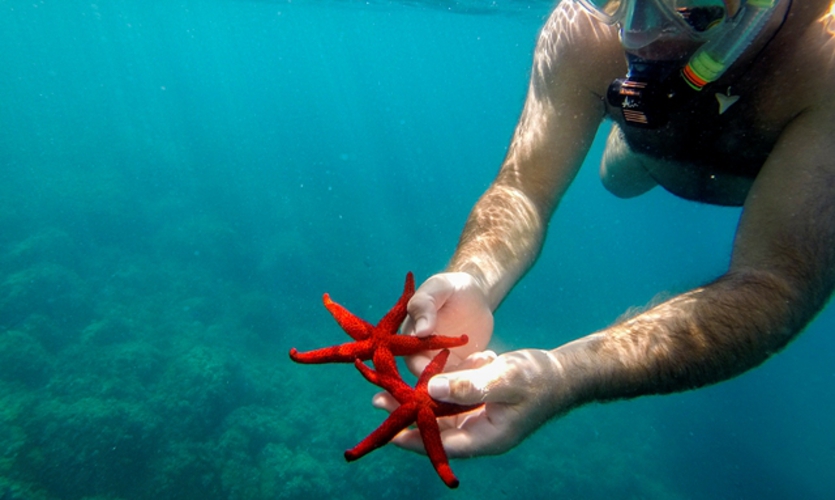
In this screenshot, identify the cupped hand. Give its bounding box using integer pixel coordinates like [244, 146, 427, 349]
[402, 272, 494, 374]
[372, 348, 574, 457]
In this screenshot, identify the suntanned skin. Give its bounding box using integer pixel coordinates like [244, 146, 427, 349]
[445, 0, 835, 419]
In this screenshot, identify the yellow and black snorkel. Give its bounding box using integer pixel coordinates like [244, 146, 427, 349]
[682, 0, 779, 90]
[594, 0, 784, 127]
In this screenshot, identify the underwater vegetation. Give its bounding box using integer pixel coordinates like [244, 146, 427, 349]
[0, 168, 683, 499]
[0, 241, 365, 499]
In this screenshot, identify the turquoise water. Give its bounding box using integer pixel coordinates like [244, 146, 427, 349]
[1, 1, 833, 498]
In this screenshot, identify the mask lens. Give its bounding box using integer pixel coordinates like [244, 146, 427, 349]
[671, 0, 727, 32]
[579, 0, 727, 33]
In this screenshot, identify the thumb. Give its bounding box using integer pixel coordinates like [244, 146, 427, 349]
[427, 357, 521, 406]
[405, 276, 456, 338]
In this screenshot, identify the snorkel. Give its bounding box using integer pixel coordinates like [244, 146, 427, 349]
[606, 0, 781, 127]
[682, 0, 778, 89]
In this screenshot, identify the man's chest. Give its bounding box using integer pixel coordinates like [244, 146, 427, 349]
[605, 73, 786, 178]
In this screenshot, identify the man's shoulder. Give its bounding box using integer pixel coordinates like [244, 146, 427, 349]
[804, 0, 835, 85]
[540, 1, 619, 51]
[775, 0, 835, 113]
[535, 1, 623, 88]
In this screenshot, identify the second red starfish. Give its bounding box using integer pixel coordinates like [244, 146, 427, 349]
[346, 347, 483, 488]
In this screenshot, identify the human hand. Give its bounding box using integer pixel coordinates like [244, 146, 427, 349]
[402, 272, 494, 374]
[373, 348, 574, 457]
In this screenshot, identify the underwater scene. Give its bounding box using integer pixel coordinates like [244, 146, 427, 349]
[1, 0, 833, 498]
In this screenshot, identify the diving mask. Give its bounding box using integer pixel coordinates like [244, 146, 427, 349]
[578, 0, 731, 49]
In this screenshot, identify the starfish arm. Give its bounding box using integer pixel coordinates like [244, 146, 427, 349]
[344, 403, 417, 461]
[416, 349, 452, 388]
[323, 294, 374, 341]
[371, 346, 399, 375]
[364, 350, 415, 402]
[288, 340, 373, 364]
[416, 406, 459, 488]
[374, 272, 415, 335]
[389, 334, 470, 357]
[353, 359, 381, 386]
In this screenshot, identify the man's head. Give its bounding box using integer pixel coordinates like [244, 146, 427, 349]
[578, 0, 742, 59]
[597, 0, 783, 127]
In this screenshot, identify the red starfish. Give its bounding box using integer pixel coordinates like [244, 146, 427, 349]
[345, 347, 483, 489]
[288, 272, 469, 364]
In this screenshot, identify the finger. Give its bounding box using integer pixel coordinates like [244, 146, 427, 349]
[371, 391, 399, 412]
[391, 404, 518, 458]
[404, 352, 433, 376]
[405, 348, 495, 377]
[404, 296, 435, 338]
[390, 428, 427, 455]
[427, 357, 521, 406]
[406, 276, 455, 337]
[457, 350, 497, 370]
[400, 315, 417, 337]
[438, 405, 518, 458]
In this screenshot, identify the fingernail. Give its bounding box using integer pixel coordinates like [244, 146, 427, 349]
[428, 376, 450, 399]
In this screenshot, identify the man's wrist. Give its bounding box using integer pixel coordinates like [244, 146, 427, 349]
[549, 333, 607, 408]
[446, 261, 488, 289]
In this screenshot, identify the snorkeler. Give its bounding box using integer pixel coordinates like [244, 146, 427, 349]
[379, 0, 835, 457]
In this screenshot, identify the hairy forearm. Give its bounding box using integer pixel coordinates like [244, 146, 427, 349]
[444, 4, 609, 310]
[556, 269, 823, 405]
[446, 183, 547, 310]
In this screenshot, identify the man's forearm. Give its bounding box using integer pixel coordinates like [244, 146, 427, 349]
[447, 183, 548, 310]
[556, 269, 820, 405]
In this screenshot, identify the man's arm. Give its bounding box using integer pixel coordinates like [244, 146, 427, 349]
[400, 103, 835, 459]
[558, 104, 835, 405]
[446, 3, 622, 309]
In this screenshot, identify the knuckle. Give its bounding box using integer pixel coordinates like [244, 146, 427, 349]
[449, 377, 474, 394]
